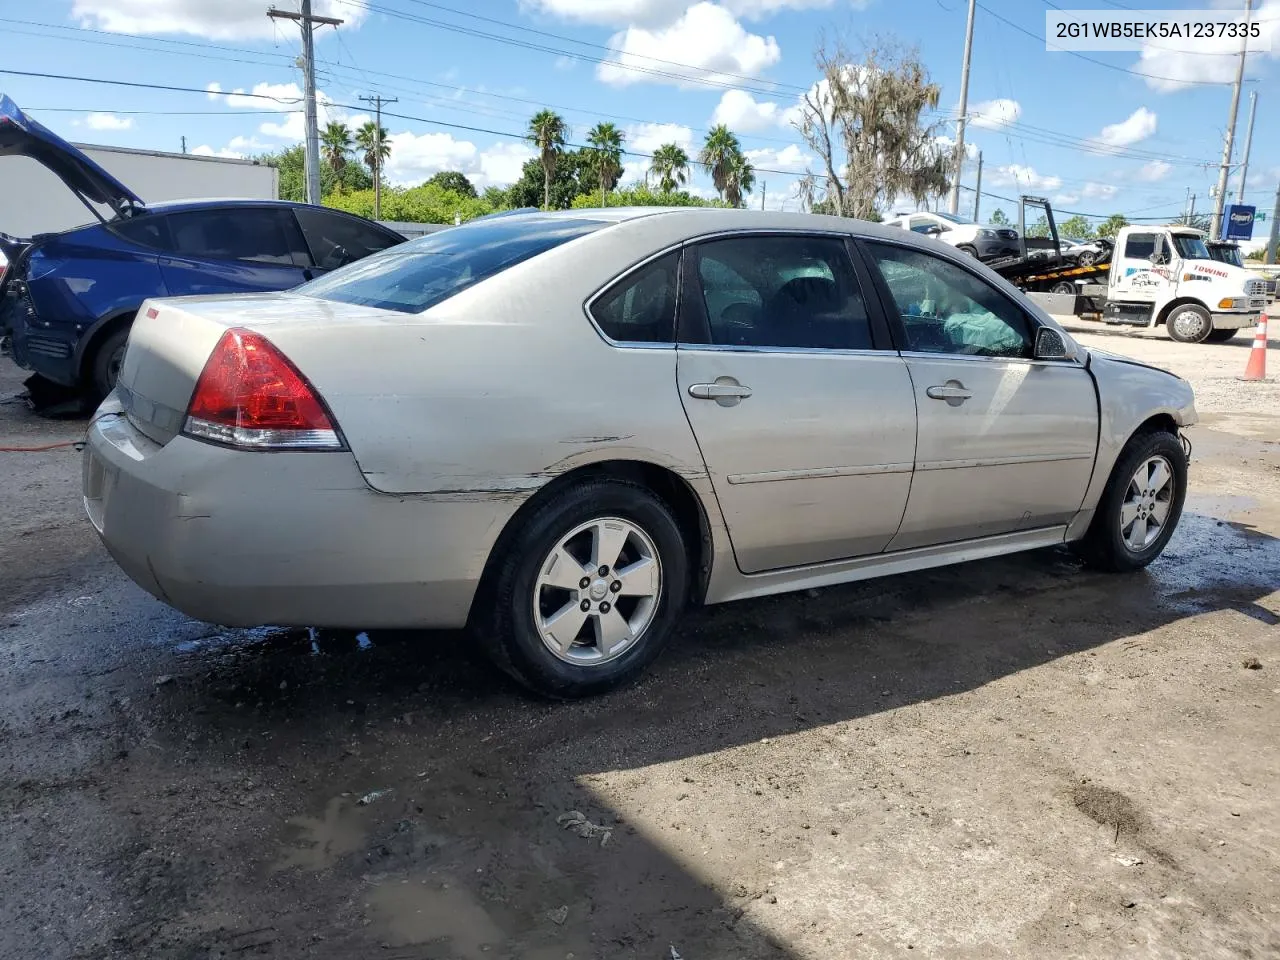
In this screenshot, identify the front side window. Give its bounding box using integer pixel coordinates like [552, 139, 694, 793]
[691, 235, 873, 351]
[908, 216, 939, 234]
[293, 207, 403, 270]
[297, 216, 603, 314]
[864, 241, 1032, 359]
[1124, 233, 1157, 260]
[591, 252, 678, 343]
[166, 208, 308, 266]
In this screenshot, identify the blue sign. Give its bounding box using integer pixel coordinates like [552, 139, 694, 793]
[1222, 204, 1256, 241]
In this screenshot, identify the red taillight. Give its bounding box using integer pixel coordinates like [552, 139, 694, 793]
[182, 328, 344, 451]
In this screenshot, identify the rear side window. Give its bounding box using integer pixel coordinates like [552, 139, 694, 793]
[112, 216, 171, 251]
[590, 252, 678, 343]
[1124, 233, 1156, 260]
[166, 208, 309, 266]
[293, 207, 402, 270]
[297, 217, 604, 314]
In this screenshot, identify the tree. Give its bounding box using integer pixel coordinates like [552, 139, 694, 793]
[262, 144, 370, 203]
[989, 208, 1009, 225]
[321, 122, 352, 174]
[1172, 211, 1212, 233]
[724, 150, 755, 208]
[650, 143, 691, 193]
[356, 121, 391, 184]
[426, 171, 477, 198]
[794, 40, 949, 218]
[585, 122, 625, 206]
[528, 109, 567, 211]
[1059, 214, 1095, 239]
[1097, 213, 1129, 239]
[481, 185, 509, 208]
[1027, 215, 1050, 239]
[505, 150, 594, 210]
[700, 124, 741, 201]
[326, 181, 493, 224]
[570, 185, 725, 209]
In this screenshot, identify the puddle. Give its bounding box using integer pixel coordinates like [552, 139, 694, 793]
[366, 880, 505, 956]
[275, 796, 369, 872]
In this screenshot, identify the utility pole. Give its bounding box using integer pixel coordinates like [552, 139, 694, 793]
[761, 181, 767, 211]
[1236, 90, 1258, 204]
[972, 150, 983, 222]
[269, 1, 344, 206]
[947, 0, 977, 215]
[359, 94, 398, 220]
[181, 136, 187, 155]
[1266, 182, 1280, 264]
[1211, 0, 1252, 239]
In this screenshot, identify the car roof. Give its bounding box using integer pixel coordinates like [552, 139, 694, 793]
[140, 198, 338, 215]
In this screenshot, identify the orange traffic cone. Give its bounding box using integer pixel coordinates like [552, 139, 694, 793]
[1240, 311, 1269, 382]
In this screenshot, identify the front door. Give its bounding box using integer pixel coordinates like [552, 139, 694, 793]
[1110, 230, 1177, 306]
[676, 233, 918, 574]
[860, 240, 1099, 551]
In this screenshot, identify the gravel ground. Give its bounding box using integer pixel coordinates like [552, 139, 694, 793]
[0, 322, 1277, 960]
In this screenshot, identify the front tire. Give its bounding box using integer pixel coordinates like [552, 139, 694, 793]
[1074, 430, 1187, 573]
[956, 244, 979, 259]
[471, 479, 690, 698]
[1165, 304, 1212, 344]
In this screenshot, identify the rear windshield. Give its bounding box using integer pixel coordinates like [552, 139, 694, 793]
[295, 216, 605, 314]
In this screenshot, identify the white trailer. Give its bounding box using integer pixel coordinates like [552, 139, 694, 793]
[0, 142, 278, 238]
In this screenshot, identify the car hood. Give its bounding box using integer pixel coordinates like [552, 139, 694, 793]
[1086, 347, 1180, 379]
[0, 94, 144, 216]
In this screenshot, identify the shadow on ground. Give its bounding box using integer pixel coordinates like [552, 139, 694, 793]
[48, 509, 1274, 959]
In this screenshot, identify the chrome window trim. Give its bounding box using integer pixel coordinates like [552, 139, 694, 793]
[898, 350, 1086, 368]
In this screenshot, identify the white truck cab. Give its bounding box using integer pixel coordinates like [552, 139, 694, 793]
[1105, 225, 1267, 343]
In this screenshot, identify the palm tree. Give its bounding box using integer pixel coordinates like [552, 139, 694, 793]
[586, 121, 625, 206]
[527, 109, 566, 211]
[320, 121, 352, 174]
[699, 124, 741, 201]
[355, 120, 391, 183]
[723, 150, 756, 209]
[649, 143, 690, 194]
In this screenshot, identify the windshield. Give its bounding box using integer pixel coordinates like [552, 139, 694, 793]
[296, 216, 605, 314]
[1171, 234, 1211, 261]
[935, 212, 976, 225]
[1208, 244, 1244, 267]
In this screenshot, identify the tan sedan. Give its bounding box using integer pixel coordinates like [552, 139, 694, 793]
[83, 209, 1197, 697]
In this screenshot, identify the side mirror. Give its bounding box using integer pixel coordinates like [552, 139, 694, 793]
[1033, 326, 1073, 361]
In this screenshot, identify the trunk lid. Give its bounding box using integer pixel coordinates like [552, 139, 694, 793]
[0, 94, 145, 218]
[116, 292, 396, 445]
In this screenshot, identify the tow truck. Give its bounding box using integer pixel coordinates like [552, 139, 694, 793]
[987, 196, 1268, 343]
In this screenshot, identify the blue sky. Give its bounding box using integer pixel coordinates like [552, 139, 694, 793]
[3, 0, 1278, 232]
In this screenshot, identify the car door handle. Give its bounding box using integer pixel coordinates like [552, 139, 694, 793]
[689, 379, 752, 405]
[926, 381, 973, 404]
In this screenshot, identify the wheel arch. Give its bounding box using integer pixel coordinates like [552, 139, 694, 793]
[467, 458, 715, 627]
[1154, 296, 1209, 327]
[74, 306, 139, 384]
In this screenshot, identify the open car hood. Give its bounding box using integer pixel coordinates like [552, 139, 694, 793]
[0, 94, 144, 217]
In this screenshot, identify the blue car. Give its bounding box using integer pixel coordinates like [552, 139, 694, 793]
[0, 95, 405, 397]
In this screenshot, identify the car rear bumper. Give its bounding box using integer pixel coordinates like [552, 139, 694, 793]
[83, 397, 511, 630]
[4, 284, 78, 385]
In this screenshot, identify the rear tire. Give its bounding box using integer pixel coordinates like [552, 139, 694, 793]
[956, 244, 979, 259]
[1073, 430, 1187, 573]
[1206, 328, 1238, 343]
[1051, 281, 1076, 296]
[1165, 304, 1212, 344]
[471, 479, 690, 699]
[90, 325, 131, 400]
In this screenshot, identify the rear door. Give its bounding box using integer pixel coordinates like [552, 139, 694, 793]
[156, 206, 311, 296]
[859, 239, 1098, 551]
[675, 232, 917, 574]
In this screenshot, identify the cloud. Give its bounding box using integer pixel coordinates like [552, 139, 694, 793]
[968, 98, 1021, 130]
[190, 144, 245, 159]
[71, 0, 365, 40]
[1137, 160, 1173, 182]
[1053, 193, 1081, 206]
[206, 81, 304, 111]
[1091, 107, 1157, 152]
[1137, 0, 1280, 91]
[1082, 182, 1118, 200]
[382, 132, 535, 189]
[625, 122, 695, 154]
[934, 134, 979, 164]
[83, 112, 133, 131]
[711, 89, 786, 132]
[988, 164, 1062, 192]
[744, 144, 812, 173]
[523, 0, 842, 26]
[597, 3, 781, 87]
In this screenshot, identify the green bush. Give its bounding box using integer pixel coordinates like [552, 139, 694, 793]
[569, 185, 727, 209]
[325, 183, 494, 224]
